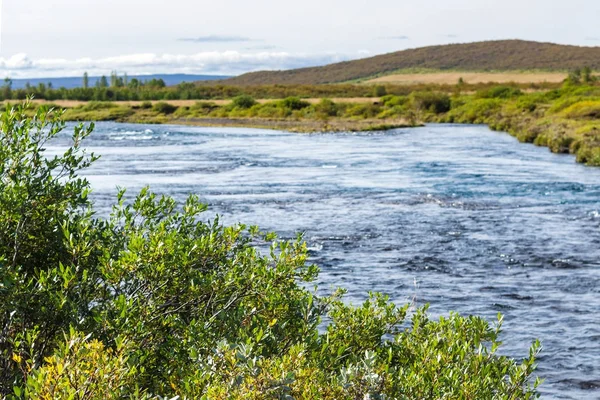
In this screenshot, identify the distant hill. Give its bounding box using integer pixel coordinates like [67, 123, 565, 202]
[9, 74, 231, 89]
[219, 40, 600, 85]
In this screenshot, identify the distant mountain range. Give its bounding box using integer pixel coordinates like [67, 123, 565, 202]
[8, 74, 231, 89]
[219, 40, 600, 85]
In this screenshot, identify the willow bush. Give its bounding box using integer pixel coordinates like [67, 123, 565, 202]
[0, 102, 542, 399]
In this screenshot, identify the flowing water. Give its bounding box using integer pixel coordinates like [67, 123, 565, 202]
[51, 122, 600, 399]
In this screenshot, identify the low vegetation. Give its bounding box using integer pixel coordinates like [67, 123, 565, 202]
[45, 97, 420, 132]
[0, 103, 543, 398]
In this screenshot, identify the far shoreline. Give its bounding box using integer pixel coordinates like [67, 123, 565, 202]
[157, 117, 418, 133]
[10, 86, 600, 167]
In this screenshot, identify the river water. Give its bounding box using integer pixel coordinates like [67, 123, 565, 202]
[52, 122, 600, 399]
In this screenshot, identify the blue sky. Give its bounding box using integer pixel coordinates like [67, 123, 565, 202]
[1, 0, 599, 78]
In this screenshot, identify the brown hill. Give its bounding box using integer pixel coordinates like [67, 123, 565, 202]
[219, 40, 600, 85]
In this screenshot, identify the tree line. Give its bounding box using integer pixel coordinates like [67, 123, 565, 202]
[0, 71, 573, 102]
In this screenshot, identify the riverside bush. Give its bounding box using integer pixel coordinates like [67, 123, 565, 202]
[314, 98, 339, 117]
[63, 102, 135, 121]
[0, 101, 542, 399]
[381, 94, 409, 108]
[152, 101, 178, 114]
[443, 98, 503, 124]
[560, 100, 600, 119]
[231, 94, 257, 109]
[280, 96, 310, 111]
[409, 91, 451, 114]
[190, 101, 219, 114]
[476, 85, 523, 99]
[344, 103, 382, 119]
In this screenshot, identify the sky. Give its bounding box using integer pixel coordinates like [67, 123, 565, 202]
[1, 0, 599, 78]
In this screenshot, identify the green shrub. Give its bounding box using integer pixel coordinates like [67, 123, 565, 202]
[280, 96, 310, 110]
[409, 91, 451, 114]
[449, 96, 467, 109]
[0, 102, 100, 393]
[252, 102, 289, 118]
[152, 101, 178, 114]
[79, 101, 117, 111]
[516, 96, 542, 112]
[343, 103, 382, 119]
[314, 98, 339, 117]
[34, 102, 62, 111]
[186, 101, 219, 117]
[476, 85, 523, 99]
[373, 85, 387, 97]
[377, 106, 405, 119]
[576, 144, 600, 166]
[173, 106, 192, 118]
[191, 101, 219, 111]
[231, 94, 257, 109]
[24, 331, 139, 399]
[63, 104, 135, 121]
[542, 89, 564, 101]
[381, 95, 408, 107]
[548, 96, 586, 114]
[548, 134, 576, 153]
[444, 98, 503, 124]
[1, 102, 542, 399]
[140, 101, 153, 109]
[569, 86, 600, 97]
[560, 100, 600, 119]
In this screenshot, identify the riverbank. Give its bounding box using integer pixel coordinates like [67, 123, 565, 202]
[167, 117, 415, 132]
[433, 86, 600, 166]
[19, 82, 600, 165]
[30, 98, 418, 132]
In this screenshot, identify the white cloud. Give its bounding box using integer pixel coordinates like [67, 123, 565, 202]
[0, 51, 361, 79]
[0, 54, 34, 70]
[178, 35, 255, 43]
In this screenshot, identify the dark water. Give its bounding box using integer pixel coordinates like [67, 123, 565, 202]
[50, 122, 600, 399]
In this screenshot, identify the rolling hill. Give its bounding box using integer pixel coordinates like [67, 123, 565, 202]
[219, 40, 600, 85]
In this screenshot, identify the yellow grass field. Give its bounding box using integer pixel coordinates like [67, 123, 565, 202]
[365, 72, 568, 85]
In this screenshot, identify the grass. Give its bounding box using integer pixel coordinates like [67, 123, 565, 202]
[559, 100, 600, 119]
[62, 102, 135, 121]
[364, 71, 568, 85]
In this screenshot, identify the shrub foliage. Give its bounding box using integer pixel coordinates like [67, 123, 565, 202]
[0, 102, 542, 399]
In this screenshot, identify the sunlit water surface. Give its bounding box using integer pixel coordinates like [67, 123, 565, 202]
[50, 122, 600, 399]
